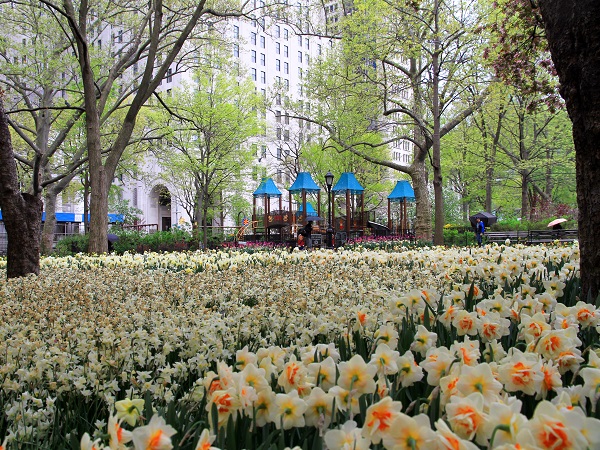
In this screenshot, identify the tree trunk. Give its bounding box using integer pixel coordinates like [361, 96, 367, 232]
[83, 171, 90, 234]
[0, 98, 43, 278]
[41, 189, 58, 255]
[432, 2, 444, 245]
[412, 163, 432, 240]
[521, 172, 529, 220]
[539, 0, 600, 300]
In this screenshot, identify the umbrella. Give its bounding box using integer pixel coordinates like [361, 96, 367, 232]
[107, 233, 119, 243]
[547, 218, 567, 228]
[305, 215, 324, 222]
[469, 212, 497, 228]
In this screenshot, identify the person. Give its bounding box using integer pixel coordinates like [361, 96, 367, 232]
[297, 232, 306, 250]
[475, 218, 485, 247]
[303, 220, 313, 249]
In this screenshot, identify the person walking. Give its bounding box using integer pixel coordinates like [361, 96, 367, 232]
[475, 217, 485, 247]
[303, 220, 313, 249]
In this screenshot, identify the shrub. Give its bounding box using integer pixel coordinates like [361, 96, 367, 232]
[54, 234, 89, 255]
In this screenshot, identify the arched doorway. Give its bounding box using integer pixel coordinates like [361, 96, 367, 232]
[152, 185, 172, 231]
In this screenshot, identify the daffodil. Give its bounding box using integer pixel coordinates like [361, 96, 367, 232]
[381, 413, 436, 449]
[115, 398, 145, 427]
[361, 396, 403, 444]
[337, 354, 377, 394]
[456, 363, 503, 405]
[194, 429, 219, 450]
[271, 390, 307, 430]
[445, 392, 487, 444]
[131, 415, 177, 450]
[324, 420, 371, 450]
[304, 387, 334, 429]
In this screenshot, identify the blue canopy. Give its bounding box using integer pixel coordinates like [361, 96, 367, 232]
[0, 211, 123, 223]
[388, 180, 415, 202]
[253, 177, 282, 198]
[296, 203, 317, 215]
[332, 172, 365, 194]
[288, 172, 321, 194]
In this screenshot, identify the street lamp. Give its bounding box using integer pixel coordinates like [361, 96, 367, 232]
[325, 171, 334, 248]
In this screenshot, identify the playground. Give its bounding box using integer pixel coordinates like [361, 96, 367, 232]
[237, 172, 416, 248]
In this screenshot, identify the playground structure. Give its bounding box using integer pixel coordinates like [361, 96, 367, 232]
[237, 173, 416, 247]
[331, 172, 369, 245]
[387, 180, 416, 237]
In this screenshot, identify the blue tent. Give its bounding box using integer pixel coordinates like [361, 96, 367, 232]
[253, 178, 282, 198]
[388, 180, 415, 202]
[332, 172, 365, 194]
[288, 172, 321, 194]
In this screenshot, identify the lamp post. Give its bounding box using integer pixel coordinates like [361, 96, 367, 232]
[325, 171, 334, 248]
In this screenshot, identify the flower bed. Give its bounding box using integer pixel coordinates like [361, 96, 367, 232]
[1, 243, 599, 449]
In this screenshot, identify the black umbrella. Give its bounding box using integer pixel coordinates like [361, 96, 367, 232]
[107, 233, 119, 252]
[469, 212, 497, 228]
[305, 215, 324, 222]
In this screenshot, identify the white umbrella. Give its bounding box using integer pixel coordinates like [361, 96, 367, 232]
[547, 218, 567, 228]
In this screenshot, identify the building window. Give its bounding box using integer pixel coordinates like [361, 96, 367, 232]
[298, 35, 302, 46]
[298, 68, 303, 78]
[298, 51, 302, 63]
[284, 45, 288, 57]
[234, 25, 239, 38]
[305, 53, 309, 64]
[251, 32, 257, 45]
[277, 147, 282, 158]
[276, 94, 281, 105]
[260, 71, 266, 83]
[276, 128, 282, 140]
[318, 44, 322, 55]
[284, 129, 290, 141]
[275, 110, 281, 122]
[284, 62, 289, 74]
[276, 42, 280, 54]
[251, 50, 256, 63]
[276, 59, 281, 71]
[275, 25, 280, 37]
[260, 36, 265, 48]
[305, 38, 310, 49]
[233, 44, 239, 57]
[166, 68, 172, 83]
[284, 29, 288, 40]
[284, 114, 290, 125]
[251, 68, 257, 81]
[284, 79, 289, 90]
[261, 146, 267, 158]
[260, 53, 265, 66]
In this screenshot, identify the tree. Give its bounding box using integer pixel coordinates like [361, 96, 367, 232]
[0, 3, 88, 254]
[35, 0, 255, 254]
[443, 88, 575, 221]
[155, 62, 263, 248]
[0, 96, 43, 278]
[304, 0, 490, 242]
[537, 0, 600, 300]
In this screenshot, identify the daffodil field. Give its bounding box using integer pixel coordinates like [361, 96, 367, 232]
[1, 242, 600, 449]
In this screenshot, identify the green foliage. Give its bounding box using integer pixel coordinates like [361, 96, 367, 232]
[54, 234, 90, 255]
[442, 228, 476, 247]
